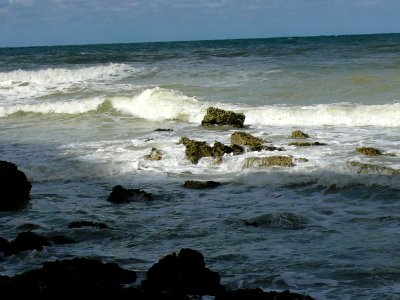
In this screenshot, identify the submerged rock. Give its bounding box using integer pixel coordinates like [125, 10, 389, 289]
[0, 161, 32, 211]
[141, 248, 225, 296]
[154, 128, 173, 132]
[249, 145, 285, 152]
[288, 141, 326, 147]
[3, 231, 51, 256]
[216, 288, 315, 300]
[201, 107, 245, 128]
[145, 147, 163, 161]
[68, 220, 108, 229]
[245, 213, 308, 229]
[107, 185, 152, 203]
[183, 180, 221, 189]
[230, 131, 266, 147]
[348, 161, 400, 175]
[356, 147, 382, 156]
[291, 130, 310, 139]
[243, 156, 294, 168]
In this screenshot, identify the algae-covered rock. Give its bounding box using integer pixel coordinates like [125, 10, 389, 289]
[230, 131, 266, 146]
[145, 148, 163, 161]
[348, 161, 400, 175]
[243, 156, 294, 168]
[356, 147, 382, 156]
[201, 107, 245, 128]
[289, 141, 326, 147]
[291, 130, 310, 139]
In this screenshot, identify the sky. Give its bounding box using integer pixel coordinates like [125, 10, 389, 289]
[0, 0, 400, 47]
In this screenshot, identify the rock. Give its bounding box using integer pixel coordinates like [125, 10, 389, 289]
[356, 147, 382, 156]
[288, 142, 326, 146]
[244, 213, 308, 229]
[230, 131, 266, 147]
[0, 236, 11, 254]
[183, 180, 221, 189]
[154, 128, 173, 132]
[348, 161, 400, 175]
[7, 231, 51, 256]
[201, 107, 245, 128]
[216, 288, 315, 300]
[50, 235, 77, 245]
[243, 156, 294, 168]
[141, 248, 225, 296]
[107, 185, 152, 203]
[0, 161, 32, 211]
[68, 220, 108, 229]
[291, 130, 310, 139]
[145, 148, 163, 161]
[249, 145, 285, 152]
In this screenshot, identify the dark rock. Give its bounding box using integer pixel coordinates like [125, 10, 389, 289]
[50, 235, 77, 244]
[291, 130, 310, 139]
[141, 248, 225, 296]
[0, 160, 32, 211]
[230, 131, 266, 146]
[244, 213, 308, 229]
[356, 147, 382, 156]
[107, 185, 152, 203]
[249, 145, 285, 152]
[0, 236, 11, 254]
[243, 156, 294, 168]
[183, 180, 221, 189]
[145, 147, 163, 161]
[216, 288, 315, 300]
[201, 107, 245, 128]
[68, 220, 108, 229]
[154, 128, 173, 132]
[288, 142, 326, 147]
[7, 231, 51, 256]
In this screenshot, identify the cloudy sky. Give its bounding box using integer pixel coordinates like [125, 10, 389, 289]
[1, 0, 399, 47]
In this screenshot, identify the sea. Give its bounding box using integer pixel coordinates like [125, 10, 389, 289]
[0, 33, 400, 299]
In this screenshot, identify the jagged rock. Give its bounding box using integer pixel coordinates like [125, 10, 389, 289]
[201, 107, 245, 128]
[288, 142, 326, 146]
[68, 220, 108, 229]
[145, 148, 163, 161]
[230, 131, 266, 146]
[141, 248, 225, 296]
[107, 185, 152, 203]
[348, 161, 400, 175]
[291, 130, 310, 139]
[356, 147, 382, 156]
[0, 161, 32, 211]
[243, 156, 294, 168]
[183, 180, 221, 189]
[216, 288, 315, 300]
[5, 231, 51, 256]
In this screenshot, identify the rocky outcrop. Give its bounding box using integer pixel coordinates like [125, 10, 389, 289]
[230, 131, 266, 146]
[141, 248, 225, 296]
[183, 180, 221, 189]
[201, 107, 245, 128]
[289, 142, 326, 146]
[0, 161, 32, 211]
[356, 147, 382, 156]
[348, 161, 400, 175]
[180, 137, 244, 164]
[145, 147, 163, 160]
[243, 156, 294, 168]
[291, 130, 310, 139]
[107, 185, 152, 203]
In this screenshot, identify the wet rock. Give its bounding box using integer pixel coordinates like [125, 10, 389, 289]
[296, 157, 309, 163]
[68, 220, 108, 229]
[244, 213, 308, 229]
[0, 258, 137, 299]
[243, 156, 294, 168]
[249, 145, 285, 152]
[348, 161, 400, 175]
[6, 231, 51, 256]
[0, 236, 11, 254]
[154, 128, 173, 132]
[288, 142, 326, 147]
[216, 288, 315, 300]
[356, 147, 382, 156]
[291, 130, 310, 139]
[107, 185, 152, 203]
[50, 235, 78, 245]
[0, 161, 32, 211]
[230, 131, 266, 147]
[141, 248, 225, 296]
[201, 107, 245, 128]
[145, 147, 163, 161]
[183, 180, 221, 189]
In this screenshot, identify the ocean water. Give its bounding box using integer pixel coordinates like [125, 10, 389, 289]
[1, 34, 400, 299]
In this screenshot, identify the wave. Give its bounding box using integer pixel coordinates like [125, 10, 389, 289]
[1, 86, 400, 127]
